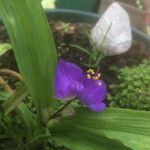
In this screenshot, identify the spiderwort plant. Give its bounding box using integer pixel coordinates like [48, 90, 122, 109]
[54, 59, 107, 112]
[0, 0, 150, 149]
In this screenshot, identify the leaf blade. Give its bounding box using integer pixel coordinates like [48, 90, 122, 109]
[2, 84, 28, 115]
[16, 102, 35, 137]
[70, 44, 91, 55]
[51, 107, 150, 150]
[0, 43, 12, 56]
[51, 123, 131, 150]
[0, 0, 57, 120]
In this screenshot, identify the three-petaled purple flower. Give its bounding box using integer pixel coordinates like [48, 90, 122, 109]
[54, 59, 107, 112]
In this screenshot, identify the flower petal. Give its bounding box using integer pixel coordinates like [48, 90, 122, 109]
[88, 102, 106, 112]
[54, 59, 83, 99]
[76, 78, 107, 112]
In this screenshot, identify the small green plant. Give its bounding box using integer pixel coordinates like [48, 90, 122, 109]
[70, 25, 112, 69]
[108, 60, 150, 110]
[135, 0, 143, 10]
[0, 43, 11, 56]
[56, 22, 75, 34]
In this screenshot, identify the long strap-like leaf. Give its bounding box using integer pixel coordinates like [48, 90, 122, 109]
[2, 84, 28, 115]
[0, 0, 57, 121]
[51, 108, 150, 150]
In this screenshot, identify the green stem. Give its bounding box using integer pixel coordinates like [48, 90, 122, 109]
[49, 99, 75, 119]
[95, 51, 106, 67]
[99, 23, 112, 47]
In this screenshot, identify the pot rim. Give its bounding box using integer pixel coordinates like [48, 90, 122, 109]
[0, 8, 150, 46]
[45, 8, 150, 47]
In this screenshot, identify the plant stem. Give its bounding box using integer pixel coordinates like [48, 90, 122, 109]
[49, 99, 75, 119]
[100, 23, 112, 47]
[96, 66, 100, 74]
[95, 51, 105, 67]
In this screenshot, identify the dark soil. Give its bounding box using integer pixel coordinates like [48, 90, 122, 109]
[49, 21, 150, 86]
[0, 20, 150, 86]
[49, 21, 91, 69]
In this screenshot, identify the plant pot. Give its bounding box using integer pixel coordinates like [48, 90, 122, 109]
[45, 9, 150, 47]
[55, 0, 101, 13]
[1, 8, 150, 46]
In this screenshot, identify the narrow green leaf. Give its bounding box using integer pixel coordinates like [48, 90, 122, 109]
[26, 128, 50, 148]
[16, 102, 35, 136]
[2, 84, 28, 115]
[70, 44, 91, 55]
[0, 43, 12, 56]
[0, 0, 57, 120]
[0, 90, 35, 143]
[51, 108, 150, 150]
[99, 23, 112, 46]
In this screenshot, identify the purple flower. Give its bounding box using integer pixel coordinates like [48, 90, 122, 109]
[54, 59, 107, 112]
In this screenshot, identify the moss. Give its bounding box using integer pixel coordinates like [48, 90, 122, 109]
[108, 60, 150, 110]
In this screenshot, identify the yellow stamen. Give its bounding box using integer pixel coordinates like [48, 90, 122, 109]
[87, 71, 89, 73]
[87, 69, 92, 73]
[91, 70, 95, 75]
[86, 69, 102, 81]
[87, 69, 94, 73]
[93, 76, 98, 80]
[98, 82, 102, 86]
[86, 74, 91, 79]
[97, 73, 101, 78]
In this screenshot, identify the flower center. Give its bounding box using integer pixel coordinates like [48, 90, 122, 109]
[86, 69, 102, 86]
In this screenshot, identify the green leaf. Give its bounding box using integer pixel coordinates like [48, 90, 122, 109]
[16, 102, 35, 137]
[26, 128, 50, 148]
[0, 0, 57, 120]
[0, 43, 12, 56]
[0, 90, 10, 101]
[51, 130, 131, 150]
[70, 44, 91, 56]
[51, 107, 150, 150]
[0, 91, 35, 144]
[2, 84, 28, 115]
[50, 124, 131, 150]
